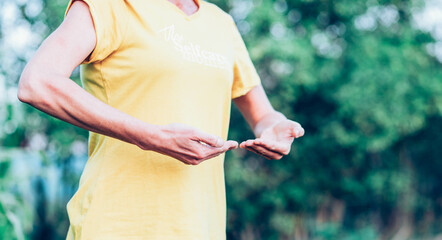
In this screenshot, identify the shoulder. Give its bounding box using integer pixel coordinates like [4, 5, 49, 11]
[68, 0, 127, 13]
[78, 0, 125, 5]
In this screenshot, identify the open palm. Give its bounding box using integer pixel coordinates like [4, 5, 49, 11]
[240, 120, 304, 160]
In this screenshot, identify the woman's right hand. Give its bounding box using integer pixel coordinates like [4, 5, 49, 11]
[137, 123, 238, 165]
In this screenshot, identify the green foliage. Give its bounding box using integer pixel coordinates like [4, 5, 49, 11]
[1, 0, 86, 239]
[224, 0, 442, 239]
[0, 156, 29, 240]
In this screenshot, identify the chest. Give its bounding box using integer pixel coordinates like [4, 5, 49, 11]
[112, 1, 234, 82]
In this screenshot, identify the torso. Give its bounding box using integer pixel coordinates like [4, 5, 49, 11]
[66, 0, 238, 239]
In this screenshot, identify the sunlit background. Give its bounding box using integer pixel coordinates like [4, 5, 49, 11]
[1, 0, 442, 239]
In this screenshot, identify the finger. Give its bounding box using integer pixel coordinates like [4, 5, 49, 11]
[214, 141, 238, 154]
[200, 141, 238, 161]
[225, 140, 239, 150]
[180, 156, 202, 166]
[291, 124, 305, 138]
[244, 141, 281, 159]
[200, 140, 238, 150]
[186, 160, 200, 166]
[253, 139, 290, 155]
[245, 146, 270, 159]
[248, 144, 284, 160]
[245, 146, 275, 160]
[202, 149, 228, 161]
[240, 139, 255, 149]
[192, 131, 224, 148]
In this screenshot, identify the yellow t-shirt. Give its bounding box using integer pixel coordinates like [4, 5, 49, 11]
[65, 0, 260, 239]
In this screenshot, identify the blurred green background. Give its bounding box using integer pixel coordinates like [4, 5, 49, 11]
[1, 0, 442, 239]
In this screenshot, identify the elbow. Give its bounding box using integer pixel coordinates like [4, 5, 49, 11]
[17, 81, 32, 104]
[17, 67, 47, 105]
[17, 69, 35, 104]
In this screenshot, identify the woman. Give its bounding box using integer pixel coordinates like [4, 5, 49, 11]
[18, 0, 305, 239]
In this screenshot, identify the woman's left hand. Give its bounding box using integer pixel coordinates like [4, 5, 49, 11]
[239, 119, 304, 160]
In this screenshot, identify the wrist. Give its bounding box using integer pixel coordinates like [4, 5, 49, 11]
[253, 111, 286, 137]
[125, 119, 163, 151]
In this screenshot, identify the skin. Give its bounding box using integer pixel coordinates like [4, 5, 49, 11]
[235, 87, 304, 160]
[17, 0, 304, 165]
[168, 0, 199, 16]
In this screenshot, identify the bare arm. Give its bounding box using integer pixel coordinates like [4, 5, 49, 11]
[233, 85, 304, 160]
[18, 1, 237, 165]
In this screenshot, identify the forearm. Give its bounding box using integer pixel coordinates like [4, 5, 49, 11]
[17, 68, 238, 165]
[252, 110, 286, 138]
[18, 69, 159, 150]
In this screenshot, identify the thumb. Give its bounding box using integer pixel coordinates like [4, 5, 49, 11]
[193, 131, 224, 148]
[291, 124, 305, 138]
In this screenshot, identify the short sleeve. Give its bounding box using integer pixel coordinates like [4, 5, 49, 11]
[229, 17, 261, 99]
[65, 0, 127, 63]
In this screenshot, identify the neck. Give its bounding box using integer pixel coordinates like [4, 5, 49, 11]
[167, 0, 199, 16]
